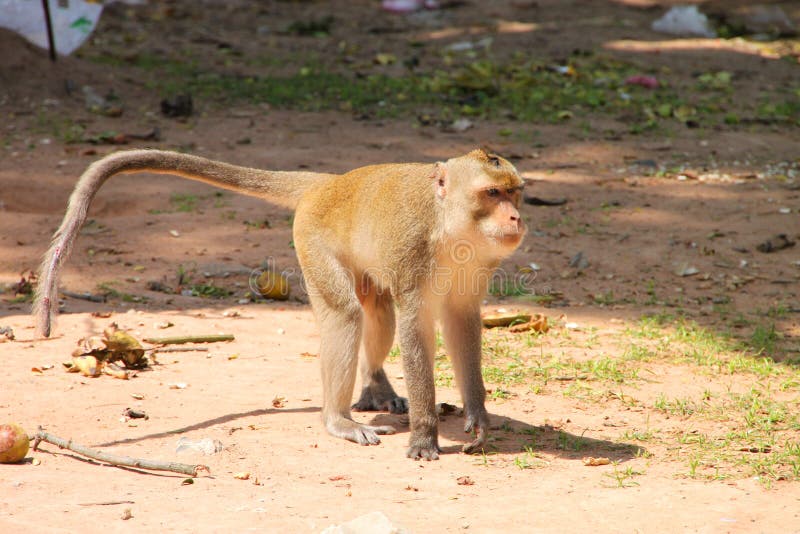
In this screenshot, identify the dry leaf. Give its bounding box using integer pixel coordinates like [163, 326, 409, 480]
[71, 355, 102, 377]
[103, 362, 130, 380]
[104, 324, 146, 367]
[329, 475, 350, 481]
[582, 457, 611, 466]
[509, 313, 550, 333]
[456, 476, 475, 486]
[234, 472, 250, 480]
[272, 396, 286, 408]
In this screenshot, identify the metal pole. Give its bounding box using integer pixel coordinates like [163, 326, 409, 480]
[41, 0, 57, 61]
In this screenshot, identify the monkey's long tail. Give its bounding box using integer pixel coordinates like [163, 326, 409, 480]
[33, 149, 333, 337]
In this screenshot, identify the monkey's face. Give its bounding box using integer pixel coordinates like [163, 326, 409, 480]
[439, 151, 526, 258]
[474, 182, 526, 251]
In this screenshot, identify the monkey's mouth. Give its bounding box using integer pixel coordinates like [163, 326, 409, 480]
[500, 222, 526, 241]
[492, 228, 525, 247]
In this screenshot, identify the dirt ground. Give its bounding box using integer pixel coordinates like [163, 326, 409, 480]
[1, 1, 799, 532]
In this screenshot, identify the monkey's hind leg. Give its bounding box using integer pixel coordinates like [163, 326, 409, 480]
[308, 274, 396, 446]
[352, 289, 408, 415]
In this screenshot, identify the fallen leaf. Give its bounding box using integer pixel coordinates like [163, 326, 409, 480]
[509, 313, 549, 333]
[272, 396, 286, 408]
[181, 478, 194, 486]
[103, 362, 130, 380]
[582, 457, 611, 466]
[329, 475, 350, 481]
[71, 355, 102, 377]
[234, 472, 250, 480]
[456, 476, 475, 486]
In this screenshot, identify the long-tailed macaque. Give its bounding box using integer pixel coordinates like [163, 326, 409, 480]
[34, 148, 526, 460]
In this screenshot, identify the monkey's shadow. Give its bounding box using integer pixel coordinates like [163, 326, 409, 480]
[94, 406, 642, 464]
[366, 411, 644, 463]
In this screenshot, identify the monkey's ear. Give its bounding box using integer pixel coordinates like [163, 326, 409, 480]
[433, 162, 447, 199]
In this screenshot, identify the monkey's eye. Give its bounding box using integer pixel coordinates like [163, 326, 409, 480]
[487, 155, 500, 167]
[506, 187, 519, 195]
[487, 188, 500, 197]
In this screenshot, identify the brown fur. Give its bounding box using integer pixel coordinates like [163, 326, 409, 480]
[33, 148, 526, 459]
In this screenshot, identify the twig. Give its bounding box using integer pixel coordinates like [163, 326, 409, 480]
[144, 334, 234, 345]
[78, 500, 135, 507]
[32, 428, 208, 477]
[149, 346, 209, 353]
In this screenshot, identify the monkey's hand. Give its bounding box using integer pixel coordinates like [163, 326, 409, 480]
[406, 435, 441, 461]
[461, 409, 489, 454]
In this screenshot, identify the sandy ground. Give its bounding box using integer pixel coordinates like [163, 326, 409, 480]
[1, 1, 799, 532]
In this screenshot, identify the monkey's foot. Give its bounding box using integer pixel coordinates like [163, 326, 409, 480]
[352, 387, 409, 414]
[461, 411, 489, 454]
[406, 436, 441, 461]
[325, 417, 396, 446]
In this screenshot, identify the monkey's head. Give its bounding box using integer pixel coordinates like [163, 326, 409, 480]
[434, 149, 526, 259]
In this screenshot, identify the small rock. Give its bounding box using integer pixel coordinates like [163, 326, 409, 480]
[321, 511, 409, 534]
[569, 251, 589, 271]
[756, 234, 795, 253]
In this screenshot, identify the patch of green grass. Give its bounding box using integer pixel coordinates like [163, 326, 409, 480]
[96, 281, 143, 303]
[189, 283, 232, 298]
[82, 49, 799, 128]
[572, 357, 638, 383]
[170, 193, 199, 213]
[513, 445, 546, 470]
[653, 393, 700, 417]
[750, 323, 779, 355]
[603, 465, 643, 488]
[489, 278, 531, 297]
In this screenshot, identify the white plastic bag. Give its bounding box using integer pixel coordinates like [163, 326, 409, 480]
[652, 5, 716, 38]
[0, 0, 103, 55]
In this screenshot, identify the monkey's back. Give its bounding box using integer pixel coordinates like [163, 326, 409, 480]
[293, 162, 441, 296]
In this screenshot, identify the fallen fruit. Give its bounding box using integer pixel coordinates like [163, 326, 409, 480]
[0, 423, 30, 463]
[481, 311, 532, 328]
[255, 271, 290, 300]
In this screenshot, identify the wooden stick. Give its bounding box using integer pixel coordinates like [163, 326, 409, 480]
[32, 428, 208, 477]
[144, 334, 234, 345]
[149, 346, 209, 353]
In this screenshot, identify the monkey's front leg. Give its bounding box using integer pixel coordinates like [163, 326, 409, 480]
[398, 303, 440, 460]
[442, 302, 490, 454]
